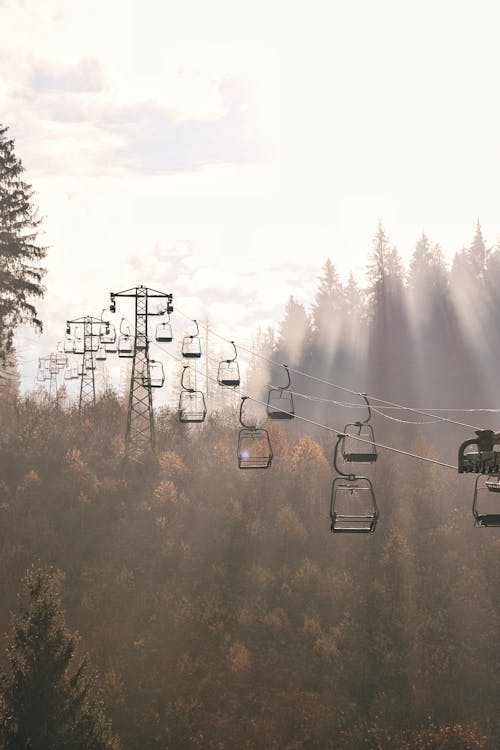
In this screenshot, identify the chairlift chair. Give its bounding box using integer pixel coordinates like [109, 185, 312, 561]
[156, 318, 173, 343]
[118, 335, 133, 357]
[64, 364, 80, 381]
[56, 343, 67, 369]
[342, 394, 377, 463]
[87, 334, 100, 353]
[330, 434, 378, 533]
[99, 322, 116, 346]
[178, 366, 206, 422]
[458, 430, 500, 475]
[95, 345, 107, 362]
[73, 327, 84, 355]
[84, 354, 96, 371]
[143, 360, 165, 388]
[217, 341, 240, 387]
[237, 396, 273, 469]
[472, 474, 500, 527]
[117, 320, 134, 358]
[48, 355, 59, 376]
[267, 364, 294, 419]
[63, 334, 74, 353]
[182, 319, 202, 358]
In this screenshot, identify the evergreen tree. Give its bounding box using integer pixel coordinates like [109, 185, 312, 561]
[0, 568, 119, 750]
[276, 295, 312, 366]
[0, 124, 47, 362]
[311, 258, 343, 335]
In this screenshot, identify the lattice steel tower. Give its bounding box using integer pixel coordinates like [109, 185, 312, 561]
[66, 315, 108, 410]
[110, 286, 173, 456]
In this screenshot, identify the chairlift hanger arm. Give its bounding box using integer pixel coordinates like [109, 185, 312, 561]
[239, 396, 256, 429]
[181, 365, 194, 392]
[358, 393, 372, 425]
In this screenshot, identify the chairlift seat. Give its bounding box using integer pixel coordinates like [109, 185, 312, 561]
[218, 361, 240, 387]
[156, 322, 173, 343]
[475, 514, 500, 527]
[342, 423, 377, 463]
[267, 389, 294, 419]
[143, 361, 165, 388]
[485, 479, 500, 492]
[237, 428, 273, 469]
[118, 335, 134, 358]
[179, 390, 206, 422]
[95, 346, 107, 361]
[182, 335, 201, 358]
[330, 477, 378, 534]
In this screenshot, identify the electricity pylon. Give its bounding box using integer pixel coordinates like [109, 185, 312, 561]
[66, 315, 109, 410]
[110, 286, 173, 457]
[36, 353, 61, 402]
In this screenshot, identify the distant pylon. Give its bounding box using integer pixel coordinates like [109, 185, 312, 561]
[66, 315, 109, 410]
[110, 285, 173, 457]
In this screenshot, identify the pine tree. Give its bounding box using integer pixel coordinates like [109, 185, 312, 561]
[0, 568, 119, 750]
[311, 258, 343, 334]
[276, 295, 312, 366]
[0, 124, 47, 362]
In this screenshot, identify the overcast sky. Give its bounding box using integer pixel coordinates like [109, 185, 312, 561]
[2, 0, 500, 392]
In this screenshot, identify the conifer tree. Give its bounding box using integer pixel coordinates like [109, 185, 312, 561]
[0, 124, 47, 362]
[0, 568, 119, 750]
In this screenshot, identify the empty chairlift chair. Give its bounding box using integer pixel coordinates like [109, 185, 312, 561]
[63, 333, 74, 353]
[330, 435, 378, 534]
[100, 319, 117, 353]
[143, 360, 165, 388]
[73, 327, 84, 355]
[64, 364, 80, 381]
[472, 475, 500, 527]
[182, 319, 202, 358]
[156, 314, 173, 343]
[117, 319, 134, 358]
[237, 396, 273, 469]
[217, 341, 240, 387]
[342, 394, 377, 463]
[267, 364, 294, 420]
[95, 345, 107, 361]
[178, 366, 206, 423]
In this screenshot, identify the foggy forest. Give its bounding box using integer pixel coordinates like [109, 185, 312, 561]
[1, 122, 499, 750]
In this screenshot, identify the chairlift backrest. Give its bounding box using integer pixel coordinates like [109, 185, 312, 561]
[143, 360, 165, 388]
[179, 389, 206, 422]
[100, 322, 116, 345]
[156, 321, 173, 343]
[182, 320, 201, 358]
[330, 476, 378, 533]
[237, 428, 273, 469]
[472, 474, 500, 527]
[218, 360, 240, 387]
[342, 423, 377, 463]
[118, 334, 133, 358]
[267, 365, 294, 419]
[95, 345, 107, 361]
[217, 341, 240, 387]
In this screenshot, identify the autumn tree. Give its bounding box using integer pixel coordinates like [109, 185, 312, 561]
[0, 567, 119, 750]
[0, 124, 47, 362]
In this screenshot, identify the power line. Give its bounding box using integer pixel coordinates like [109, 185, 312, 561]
[148, 328, 458, 472]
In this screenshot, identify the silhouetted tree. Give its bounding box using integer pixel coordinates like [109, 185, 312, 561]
[0, 124, 47, 362]
[0, 567, 119, 750]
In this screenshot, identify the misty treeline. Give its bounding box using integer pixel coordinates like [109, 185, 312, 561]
[0, 222, 499, 749]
